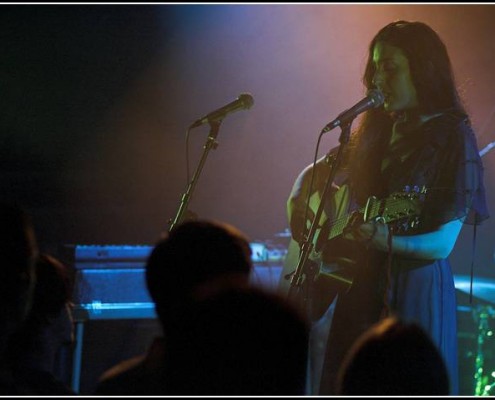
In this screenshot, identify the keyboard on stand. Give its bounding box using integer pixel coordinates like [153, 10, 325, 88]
[62, 242, 287, 320]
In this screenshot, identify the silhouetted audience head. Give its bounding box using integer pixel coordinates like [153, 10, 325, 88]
[146, 219, 253, 329]
[8, 253, 74, 371]
[164, 284, 310, 395]
[0, 202, 38, 357]
[336, 317, 450, 395]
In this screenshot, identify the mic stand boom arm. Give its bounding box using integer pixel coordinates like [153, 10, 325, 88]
[169, 120, 222, 232]
[287, 121, 352, 318]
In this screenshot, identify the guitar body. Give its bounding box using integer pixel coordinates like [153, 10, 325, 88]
[279, 183, 357, 321]
[278, 237, 346, 321]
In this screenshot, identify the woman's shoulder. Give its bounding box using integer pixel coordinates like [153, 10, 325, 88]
[424, 109, 469, 129]
[423, 110, 473, 147]
[296, 145, 340, 177]
[290, 144, 349, 193]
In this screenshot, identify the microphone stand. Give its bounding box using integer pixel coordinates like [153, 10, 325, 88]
[169, 120, 222, 232]
[288, 120, 352, 320]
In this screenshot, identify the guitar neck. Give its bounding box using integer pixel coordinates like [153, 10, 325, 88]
[327, 206, 366, 240]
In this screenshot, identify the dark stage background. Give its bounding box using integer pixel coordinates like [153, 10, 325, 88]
[1, 4, 494, 272]
[1, 4, 495, 395]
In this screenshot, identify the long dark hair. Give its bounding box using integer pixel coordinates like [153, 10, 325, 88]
[347, 21, 467, 203]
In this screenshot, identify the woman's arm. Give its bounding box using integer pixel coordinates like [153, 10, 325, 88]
[347, 217, 465, 260]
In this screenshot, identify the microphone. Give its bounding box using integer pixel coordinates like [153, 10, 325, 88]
[189, 93, 254, 128]
[321, 89, 385, 133]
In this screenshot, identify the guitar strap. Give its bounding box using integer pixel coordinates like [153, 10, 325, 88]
[381, 224, 395, 319]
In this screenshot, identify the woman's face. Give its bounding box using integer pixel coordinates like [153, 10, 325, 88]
[372, 41, 418, 113]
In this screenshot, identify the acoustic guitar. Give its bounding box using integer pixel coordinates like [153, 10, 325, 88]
[279, 184, 427, 319]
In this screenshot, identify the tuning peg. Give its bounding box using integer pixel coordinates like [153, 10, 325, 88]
[409, 217, 420, 228]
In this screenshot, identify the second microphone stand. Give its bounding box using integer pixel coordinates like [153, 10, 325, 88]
[169, 120, 222, 232]
[287, 121, 352, 320]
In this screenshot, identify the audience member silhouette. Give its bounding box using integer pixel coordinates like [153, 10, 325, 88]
[163, 283, 310, 395]
[7, 253, 76, 395]
[94, 219, 254, 395]
[336, 316, 450, 395]
[0, 202, 39, 394]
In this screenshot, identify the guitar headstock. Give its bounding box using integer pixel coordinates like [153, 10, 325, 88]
[377, 185, 427, 233]
[388, 185, 427, 203]
[403, 184, 427, 195]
